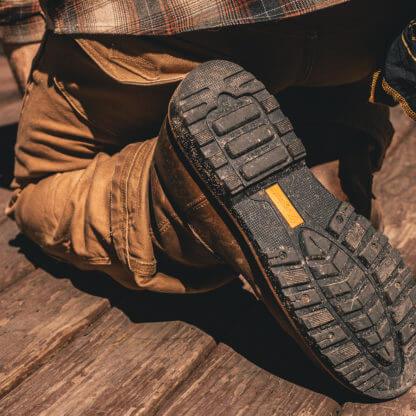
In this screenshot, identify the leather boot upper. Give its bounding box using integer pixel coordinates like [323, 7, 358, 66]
[152, 119, 255, 281]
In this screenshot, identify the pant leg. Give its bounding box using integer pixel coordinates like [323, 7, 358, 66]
[6, 22, 311, 293]
[7, 33, 230, 293]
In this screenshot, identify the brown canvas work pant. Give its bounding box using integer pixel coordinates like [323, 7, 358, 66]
[6, 1, 410, 293]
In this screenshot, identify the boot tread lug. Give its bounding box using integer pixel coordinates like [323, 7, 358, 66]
[169, 60, 416, 399]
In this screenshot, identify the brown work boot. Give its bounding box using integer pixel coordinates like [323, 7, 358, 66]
[154, 60, 416, 399]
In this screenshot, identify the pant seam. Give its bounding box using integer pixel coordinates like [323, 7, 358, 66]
[110, 142, 157, 275]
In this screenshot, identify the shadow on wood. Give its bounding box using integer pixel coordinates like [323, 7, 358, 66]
[10, 229, 363, 405]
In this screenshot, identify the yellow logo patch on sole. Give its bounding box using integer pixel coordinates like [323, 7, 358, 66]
[265, 184, 304, 228]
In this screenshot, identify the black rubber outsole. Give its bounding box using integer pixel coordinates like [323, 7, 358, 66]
[168, 60, 416, 399]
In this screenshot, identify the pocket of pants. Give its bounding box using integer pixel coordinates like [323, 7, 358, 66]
[75, 36, 197, 86]
[48, 34, 187, 141]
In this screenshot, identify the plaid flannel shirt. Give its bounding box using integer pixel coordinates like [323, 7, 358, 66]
[0, 0, 346, 43]
[0, 1, 44, 43]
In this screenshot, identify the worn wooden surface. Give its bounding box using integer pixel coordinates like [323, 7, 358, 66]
[374, 108, 416, 266]
[0, 166, 35, 292]
[0, 219, 36, 291]
[157, 343, 340, 416]
[340, 387, 416, 416]
[0, 54, 416, 415]
[0, 310, 215, 415]
[0, 269, 109, 397]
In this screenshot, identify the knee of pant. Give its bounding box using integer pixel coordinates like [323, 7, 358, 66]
[9, 182, 58, 250]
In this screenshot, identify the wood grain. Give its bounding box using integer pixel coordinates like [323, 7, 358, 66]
[374, 107, 416, 266]
[0, 309, 215, 416]
[0, 189, 37, 290]
[340, 387, 416, 416]
[0, 269, 109, 397]
[157, 343, 340, 416]
[0, 219, 36, 291]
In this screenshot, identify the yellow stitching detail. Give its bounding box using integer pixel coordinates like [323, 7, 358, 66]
[381, 79, 416, 121]
[401, 32, 416, 63]
[409, 20, 416, 41]
[369, 70, 382, 103]
[265, 184, 303, 229]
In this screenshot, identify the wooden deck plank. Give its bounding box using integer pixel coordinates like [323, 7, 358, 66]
[374, 107, 416, 265]
[0, 269, 109, 398]
[157, 343, 340, 416]
[0, 220, 36, 291]
[0, 190, 37, 291]
[157, 299, 343, 416]
[0, 309, 214, 415]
